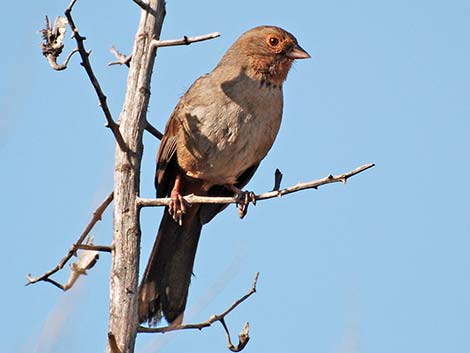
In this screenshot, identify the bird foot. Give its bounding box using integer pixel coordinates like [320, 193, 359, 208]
[228, 185, 256, 219]
[169, 190, 187, 226]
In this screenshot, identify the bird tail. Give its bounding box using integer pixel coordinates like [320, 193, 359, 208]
[138, 206, 202, 325]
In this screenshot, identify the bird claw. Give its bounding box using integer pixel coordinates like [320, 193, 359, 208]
[169, 192, 187, 226]
[234, 190, 256, 219]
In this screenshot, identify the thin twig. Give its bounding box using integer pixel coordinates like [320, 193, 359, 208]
[137, 163, 375, 208]
[109, 46, 131, 67]
[109, 32, 220, 68]
[76, 244, 113, 252]
[150, 32, 220, 49]
[138, 272, 259, 351]
[40, 16, 79, 71]
[43, 277, 67, 291]
[132, 0, 156, 15]
[26, 191, 114, 286]
[27, 237, 100, 291]
[64, 0, 127, 150]
[145, 121, 163, 139]
[45, 48, 79, 71]
[223, 321, 250, 352]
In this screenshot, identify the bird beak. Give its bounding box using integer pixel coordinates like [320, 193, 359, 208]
[287, 45, 311, 59]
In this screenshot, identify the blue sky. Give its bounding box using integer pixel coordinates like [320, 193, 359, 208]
[2, 0, 470, 352]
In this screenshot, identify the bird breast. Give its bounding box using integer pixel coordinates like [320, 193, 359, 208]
[176, 72, 283, 186]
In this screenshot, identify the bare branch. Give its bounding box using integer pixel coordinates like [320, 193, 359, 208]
[107, 0, 167, 350]
[40, 16, 79, 71]
[222, 321, 250, 352]
[26, 191, 114, 286]
[150, 32, 220, 49]
[138, 272, 259, 352]
[44, 47, 79, 71]
[42, 277, 67, 291]
[137, 163, 375, 208]
[211, 272, 258, 320]
[145, 121, 163, 140]
[109, 46, 131, 67]
[109, 32, 220, 68]
[27, 237, 100, 291]
[132, 0, 156, 15]
[76, 244, 113, 253]
[62, 238, 100, 290]
[64, 0, 127, 150]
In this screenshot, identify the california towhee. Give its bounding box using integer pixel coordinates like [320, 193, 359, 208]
[139, 25, 310, 325]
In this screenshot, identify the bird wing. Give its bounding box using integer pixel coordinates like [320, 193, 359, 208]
[155, 74, 212, 198]
[155, 108, 180, 198]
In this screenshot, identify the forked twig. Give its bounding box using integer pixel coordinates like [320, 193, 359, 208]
[109, 46, 131, 67]
[27, 236, 100, 291]
[139, 272, 259, 352]
[40, 16, 79, 71]
[109, 31, 220, 67]
[26, 192, 114, 286]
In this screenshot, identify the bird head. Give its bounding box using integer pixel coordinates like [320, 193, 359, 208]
[219, 26, 310, 86]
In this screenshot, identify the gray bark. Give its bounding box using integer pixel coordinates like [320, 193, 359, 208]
[107, 2, 166, 353]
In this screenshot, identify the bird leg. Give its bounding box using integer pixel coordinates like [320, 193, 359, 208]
[227, 184, 257, 219]
[169, 174, 187, 226]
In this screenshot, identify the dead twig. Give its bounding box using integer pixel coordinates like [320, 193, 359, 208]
[132, 0, 156, 15]
[27, 237, 99, 291]
[64, 0, 127, 150]
[150, 32, 220, 49]
[109, 46, 131, 67]
[108, 31, 220, 68]
[76, 244, 113, 252]
[137, 163, 375, 208]
[139, 272, 259, 352]
[145, 121, 163, 140]
[40, 16, 79, 71]
[26, 192, 114, 286]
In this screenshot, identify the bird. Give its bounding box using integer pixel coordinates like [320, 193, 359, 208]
[138, 25, 310, 326]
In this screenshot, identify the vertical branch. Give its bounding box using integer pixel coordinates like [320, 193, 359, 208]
[65, 1, 127, 150]
[107, 1, 166, 353]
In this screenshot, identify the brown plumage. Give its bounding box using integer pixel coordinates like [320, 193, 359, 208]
[138, 25, 310, 325]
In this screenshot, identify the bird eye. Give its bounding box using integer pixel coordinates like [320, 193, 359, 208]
[268, 36, 280, 47]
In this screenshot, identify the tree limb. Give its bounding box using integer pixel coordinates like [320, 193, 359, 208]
[108, 31, 220, 67]
[64, 0, 127, 150]
[76, 244, 113, 252]
[26, 191, 114, 286]
[27, 237, 99, 291]
[137, 163, 375, 208]
[132, 0, 156, 15]
[145, 121, 163, 139]
[139, 272, 259, 352]
[150, 32, 220, 49]
[106, 0, 166, 351]
[109, 46, 131, 67]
